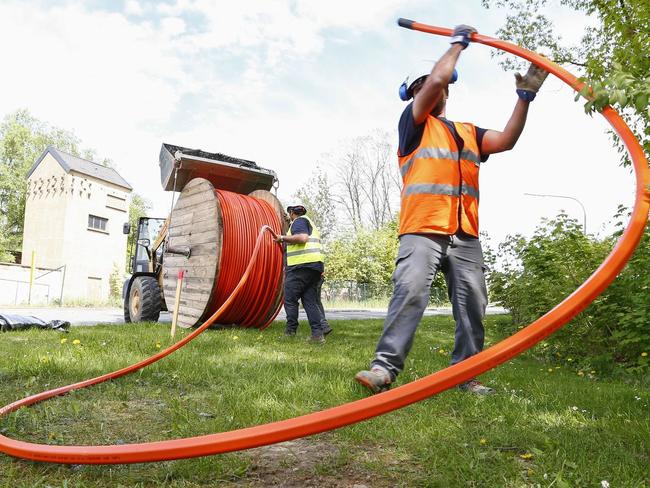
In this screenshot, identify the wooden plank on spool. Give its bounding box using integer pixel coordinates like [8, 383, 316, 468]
[172, 192, 218, 212]
[163, 177, 223, 328]
[168, 207, 220, 230]
[248, 189, 289, 234]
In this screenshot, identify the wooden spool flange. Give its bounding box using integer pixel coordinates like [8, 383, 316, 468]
[162, 178, 286, 328]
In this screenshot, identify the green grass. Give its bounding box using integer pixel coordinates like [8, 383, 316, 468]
[1, 316, 648, 487]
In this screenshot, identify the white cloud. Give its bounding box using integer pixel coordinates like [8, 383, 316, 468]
[124, 0, 144, 16]
[0, 0, 637, 249]
[160, 17, 186, 37]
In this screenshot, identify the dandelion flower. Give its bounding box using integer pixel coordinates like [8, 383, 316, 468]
[591, 370, 596, 374]
[578, 371, 585, 376]
[548, 368, 554, 372]
[479, 438, 487, 445]
[60, 338, 68, 344]
[641, 352, 648, 357]
[439, 349, 445, 354]
[519, 453, 533, 460]
[233, 336, 239, 340]
[156, 343, 161, 349]
[72, 339, 81, 345]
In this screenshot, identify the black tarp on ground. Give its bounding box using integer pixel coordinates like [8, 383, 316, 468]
[0, 314, 70, 332]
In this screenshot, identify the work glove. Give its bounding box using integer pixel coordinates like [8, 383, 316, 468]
[515, 62, 549, 101]
[450, 25, 477, 49]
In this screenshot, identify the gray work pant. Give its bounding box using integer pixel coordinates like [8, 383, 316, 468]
[371, 233, 488, 381]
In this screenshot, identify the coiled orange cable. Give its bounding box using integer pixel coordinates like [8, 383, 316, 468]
[211, 190, 284, 329]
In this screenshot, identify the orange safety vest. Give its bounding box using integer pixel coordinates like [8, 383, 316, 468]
[398, 116, 482, 237]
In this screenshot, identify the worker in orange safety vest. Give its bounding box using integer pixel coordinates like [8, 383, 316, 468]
[355, 24, 549, 395]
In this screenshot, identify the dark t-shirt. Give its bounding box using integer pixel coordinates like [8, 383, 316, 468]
[286, 216, 324, 273]
[398, 103, 488, 160]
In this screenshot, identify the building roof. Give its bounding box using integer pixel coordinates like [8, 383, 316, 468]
[27, 146, 132, 190]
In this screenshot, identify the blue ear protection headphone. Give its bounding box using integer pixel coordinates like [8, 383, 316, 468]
[399, 69, 458, 101]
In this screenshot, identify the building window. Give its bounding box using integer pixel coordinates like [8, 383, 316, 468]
[88, 214, 108, 232]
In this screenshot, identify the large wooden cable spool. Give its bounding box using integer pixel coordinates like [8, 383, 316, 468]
[162, 178, 287, 329]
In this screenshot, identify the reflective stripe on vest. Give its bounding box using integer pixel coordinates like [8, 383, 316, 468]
[398, 117, 481, 237]
[399, 147, 481, 178]
[286, 216, 324, 266]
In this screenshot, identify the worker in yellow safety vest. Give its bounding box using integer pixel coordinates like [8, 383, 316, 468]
[275, 202, 331, 343]
[355, 24, 549, 395]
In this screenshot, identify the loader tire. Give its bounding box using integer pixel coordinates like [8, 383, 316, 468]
[123, 293, 131, 323]
[126, 276, 161, 323]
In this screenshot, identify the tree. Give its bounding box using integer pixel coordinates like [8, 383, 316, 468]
[481, 1, 649, 375]
[325, 217, 448, 303]
[481, 0, 649, 165]
[332, 143, 364, 232]
[292, 166, 337, 243]
[327, 130, 401, 232]
[325, 218, 400, 299]
[0, 109, 100, 261]
[358, 130, 400, 231]
[0, 231, 14, 262]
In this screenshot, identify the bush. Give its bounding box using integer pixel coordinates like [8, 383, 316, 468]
[109, 263, 123, 299]
[487, 211, 649, 376]
[597, 206, 650, 374]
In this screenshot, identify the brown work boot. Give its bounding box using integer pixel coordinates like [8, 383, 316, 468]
[458, 379, 495, 395]
[355, 367, 392, 394]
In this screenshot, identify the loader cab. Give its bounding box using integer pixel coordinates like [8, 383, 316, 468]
[123, 216, 167, 323]
[125, 217, 166, 274]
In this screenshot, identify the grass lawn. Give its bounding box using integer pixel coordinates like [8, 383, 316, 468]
[1, 315, 648, 487]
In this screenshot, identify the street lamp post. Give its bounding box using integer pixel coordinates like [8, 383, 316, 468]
[524, 192, 587, 234]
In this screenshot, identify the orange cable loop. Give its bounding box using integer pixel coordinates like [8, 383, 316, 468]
[0, 21, 648, 464]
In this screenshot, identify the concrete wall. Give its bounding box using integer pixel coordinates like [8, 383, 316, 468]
[0, 262, 64, 305]
[20, 152, 131, 301]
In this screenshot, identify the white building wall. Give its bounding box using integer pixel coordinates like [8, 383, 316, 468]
[20, 152, 131, 301]
[59, 172, 130, 301]
[21, 153, 69, 270]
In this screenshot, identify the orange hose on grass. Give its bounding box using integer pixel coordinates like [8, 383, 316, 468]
[1, 20, 648, 464]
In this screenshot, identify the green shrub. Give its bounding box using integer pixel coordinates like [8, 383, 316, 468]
[487, 210, 649, 376]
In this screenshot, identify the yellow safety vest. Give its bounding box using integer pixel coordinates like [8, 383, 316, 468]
[286, 216, 324, 267]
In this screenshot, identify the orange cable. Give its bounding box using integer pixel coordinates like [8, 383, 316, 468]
[0, 21, 648, 464]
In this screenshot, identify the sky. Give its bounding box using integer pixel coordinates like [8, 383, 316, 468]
[0, 0, 637, 246]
